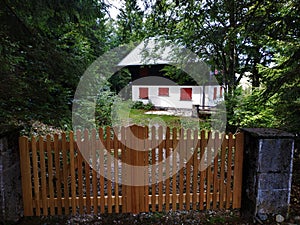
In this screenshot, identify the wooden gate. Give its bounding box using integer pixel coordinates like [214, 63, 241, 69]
[19, 126, 244, 216]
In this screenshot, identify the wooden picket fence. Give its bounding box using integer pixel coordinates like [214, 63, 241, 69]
[19, 125, 244, 216]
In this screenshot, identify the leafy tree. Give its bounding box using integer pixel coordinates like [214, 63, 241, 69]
[229, 88, 278, 129]
[142, 0, 299, 132]
[116, 0, 145, 44]
[229, 0, 300, 132]
[0, 0, 109, 129]
[258, 48, 300, 133]
[109, 68, 132, 94]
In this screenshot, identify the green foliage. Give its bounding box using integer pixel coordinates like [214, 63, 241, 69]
[115, 0, 146, 44]
[258, 49, 300, 133]
[229, 89, 278, 129]
[161, 65, 197, 85]
[108, 68, 132, 94]
[0, 0, 109, 129]
[132, 101, 155, 111]
[95, 89, 118, 127]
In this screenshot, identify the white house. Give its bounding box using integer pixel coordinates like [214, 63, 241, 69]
[117, 38, 224, 113]
[131, 81, 223, 110]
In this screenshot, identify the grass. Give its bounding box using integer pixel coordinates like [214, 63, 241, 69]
[114, 108, 211, 130]
[129, 109, 181, 127]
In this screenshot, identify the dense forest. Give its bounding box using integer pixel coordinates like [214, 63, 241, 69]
[0, 0, 299, 134]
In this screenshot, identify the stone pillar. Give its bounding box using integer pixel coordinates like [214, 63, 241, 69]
[241, 128, 294, 221]
[0, 126, 22, 222]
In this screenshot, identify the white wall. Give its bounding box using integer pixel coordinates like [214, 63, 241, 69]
[132, 85, 224, 109]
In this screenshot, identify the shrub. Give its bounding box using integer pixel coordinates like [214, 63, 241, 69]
[132, 101, 154, 111]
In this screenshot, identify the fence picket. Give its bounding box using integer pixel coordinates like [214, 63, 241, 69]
[99, 127, 105, 213]
[213, 132, 219, 209]
[226, 133, 233, 208]
[120, 126, 127, 213]
[206, 131, 213, 209]
[178, 128, 184, 210]
[199, 130, 206, 210]
[138, 126, 147, 213]
[165, 127, 171, 211]
[76, 130, 84, 214]
[219, 134, 226, 209]
[113, 130, 120, 213]
[105, 127, 113, 213]
[84, 129, 91, 214]
[185, 129, 192, 210]
[158, 126, 163, 212]
[90, 129, 97, 214]
[172, 128, 177, 210]
[46, 135, 55, 215]
[31, 136, 40, 216]
[151, 126, 156, 212]
[192, 129, 198, 210]
[39, 136, 48, 215]
[69, 132, 76, 215]
[144, 128, 150, 212]
[53, 134, 62, 215]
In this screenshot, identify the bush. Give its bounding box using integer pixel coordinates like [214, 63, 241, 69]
[95, 89, 118, 126]
[132, 101, 154, 111]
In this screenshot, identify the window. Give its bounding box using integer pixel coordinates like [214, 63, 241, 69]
[139, 87, 148, 99]
[213, 87, 217, 100]
[158, 87, 169, 96]
[220, 86, 223, 98]
[180, 88, 192, 101]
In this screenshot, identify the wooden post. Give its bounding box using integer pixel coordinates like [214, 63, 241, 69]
[19, 137, 33, 216]
[125, 125, 148, 214]
[232, 132, 244, 208]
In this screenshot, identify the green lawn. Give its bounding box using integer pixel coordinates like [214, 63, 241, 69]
[113, 107, 210, 130]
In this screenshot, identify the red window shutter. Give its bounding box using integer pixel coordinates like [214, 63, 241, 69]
[158, 88, 169, 96]
[139, 88, 148, 99]
[180, 88, 192, 100]
[213, 87, 217, 100]
[220, 86, 223, 98]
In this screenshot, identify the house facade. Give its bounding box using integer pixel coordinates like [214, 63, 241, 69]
[117, 38, 224, 111]
[132, 84, 223, 110]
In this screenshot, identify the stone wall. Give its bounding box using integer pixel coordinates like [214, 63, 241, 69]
[0, 126, 23, 222]
[241, 128, 295, 221]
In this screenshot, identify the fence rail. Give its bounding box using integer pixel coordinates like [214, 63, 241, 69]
[19, 125, 244, 216]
